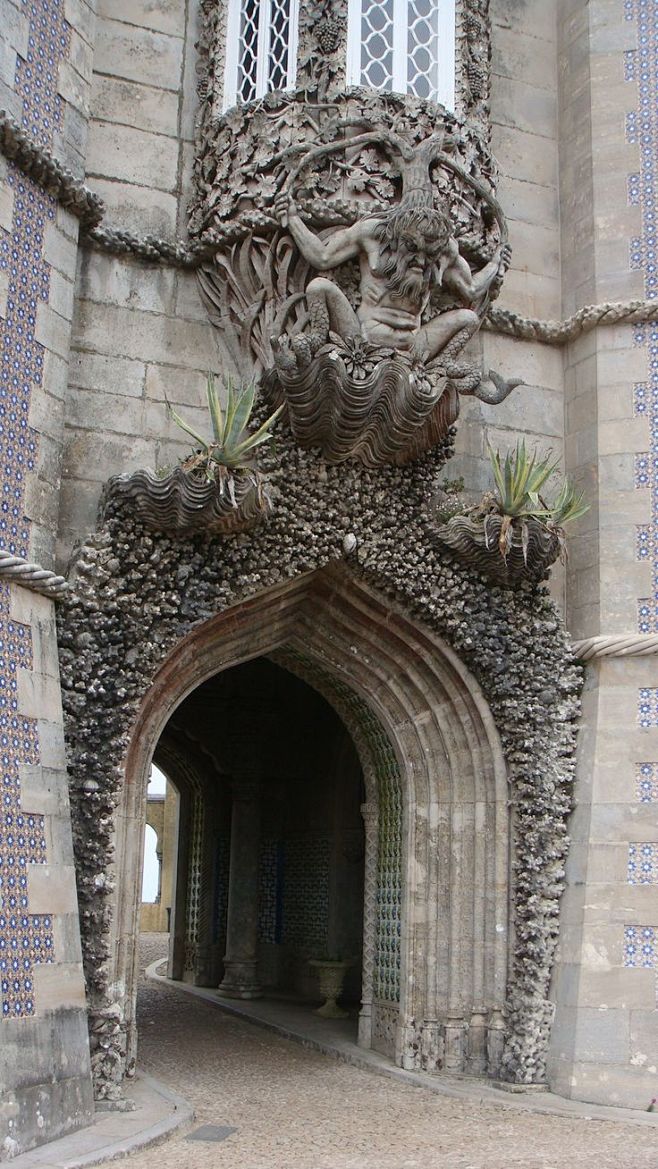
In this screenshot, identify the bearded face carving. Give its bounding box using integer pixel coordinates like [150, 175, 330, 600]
[371, 207, 452, 300]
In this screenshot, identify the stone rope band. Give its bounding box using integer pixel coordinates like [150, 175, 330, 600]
[0, 549, 68, 598]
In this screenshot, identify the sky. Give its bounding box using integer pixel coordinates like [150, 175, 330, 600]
[141, 764, 168, 903]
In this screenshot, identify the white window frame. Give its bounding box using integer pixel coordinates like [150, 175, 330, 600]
[223, 0, 300, 111]
[346, 0, 455, 111]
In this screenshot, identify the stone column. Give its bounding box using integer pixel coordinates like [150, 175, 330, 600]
[194, 799, 218, 987]
[444, 1012, 467, 1071]
[219, 779, 263, 999]
[467, 1008, 488, 1075]
[169, 785, 191, 981]
[486, 1008, 506, 1079]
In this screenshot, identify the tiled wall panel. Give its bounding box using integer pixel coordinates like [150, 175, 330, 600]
[0, 0, 94, 1155]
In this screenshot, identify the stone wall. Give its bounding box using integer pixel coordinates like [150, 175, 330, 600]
[0, 0, 94, 1157]
[0, 589, 92, 1158]
[546, 0, 658, 1109]
[2, 0, 95, 571]
[454, 0, 566, 602]
[60, 0, 219, 567]
[59, 0, 570, 577]
[56, 0, 658, 1112]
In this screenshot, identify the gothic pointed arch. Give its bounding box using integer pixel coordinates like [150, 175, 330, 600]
[116, 570, 509, 1077]
[61, 429, 579, 1100]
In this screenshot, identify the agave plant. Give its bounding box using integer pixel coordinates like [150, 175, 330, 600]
[167, 372, 283, 501]
[485, 440, 588, 562]
[101, 374, 284, 537]
[549, 477, 590, 527]
[431, 441, 588, 588]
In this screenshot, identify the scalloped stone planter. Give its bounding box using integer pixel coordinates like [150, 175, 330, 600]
[264, 348, 459, 467]
[102, 467, 271, 537]
[433, 513, 561, 588]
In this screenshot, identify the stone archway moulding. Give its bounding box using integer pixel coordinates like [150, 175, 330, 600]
[119, 569, 510, 1078]
[60, 418, 581, 1101]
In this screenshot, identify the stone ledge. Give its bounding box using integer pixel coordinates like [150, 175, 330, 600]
[4, 1072, 193, 1169]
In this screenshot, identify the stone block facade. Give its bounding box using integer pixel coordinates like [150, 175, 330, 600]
[61, 0, 218, 565]
[0, 585, 92, 1157]
[1, 0, 658, 1156]
[544, 0, 658, 1109]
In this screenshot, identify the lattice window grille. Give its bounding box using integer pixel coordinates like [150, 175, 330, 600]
[224, 0, 299, 109]
[184, 794, 204, 968]
[346, 0, 455, 109]
[373, 734, 402, 1003]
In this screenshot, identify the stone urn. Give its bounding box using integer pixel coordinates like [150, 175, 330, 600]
[309, 959, 354, 1019]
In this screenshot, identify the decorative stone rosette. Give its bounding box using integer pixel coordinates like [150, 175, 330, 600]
[101, 467, 271, 537]
[264, 338, 460, 466]
[432, 513, 561, 589]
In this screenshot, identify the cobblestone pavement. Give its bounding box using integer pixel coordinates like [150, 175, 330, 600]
[126, 935, 655, 1169]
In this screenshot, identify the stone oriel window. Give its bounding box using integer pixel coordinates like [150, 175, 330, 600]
[346, 0, 456, 108]
[223, 0, 301, 107]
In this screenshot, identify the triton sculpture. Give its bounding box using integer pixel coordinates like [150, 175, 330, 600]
[264, 128, 522, 464]
[192, 73, 523, 467]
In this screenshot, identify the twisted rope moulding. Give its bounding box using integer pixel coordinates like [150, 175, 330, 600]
[0, 550, 69, 599]
[2, 111, 658, 346]
[571, 633, 658, 660]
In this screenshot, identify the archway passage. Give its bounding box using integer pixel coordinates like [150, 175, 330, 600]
[117, 570, 510, 1079]
[153, 658, 367, 1022]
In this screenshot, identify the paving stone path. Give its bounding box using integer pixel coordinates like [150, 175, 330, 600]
[126, 935, 655, 1169]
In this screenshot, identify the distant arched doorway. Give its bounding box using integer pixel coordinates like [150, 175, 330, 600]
[152, 660, 367, 1014]
[114, 570, 509, 1077]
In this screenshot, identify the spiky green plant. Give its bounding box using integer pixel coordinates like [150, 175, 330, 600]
[549, 478, 590, 526]
[166, 373, 283, 494]
[485, 440, 588, 561]
[487, 440, 559, 518]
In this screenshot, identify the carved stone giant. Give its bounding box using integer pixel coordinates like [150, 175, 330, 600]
[192, 87, 522, 466]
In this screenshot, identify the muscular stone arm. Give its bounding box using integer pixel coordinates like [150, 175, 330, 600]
[285, 206, 366, 270]
[443, 247, 508, 307]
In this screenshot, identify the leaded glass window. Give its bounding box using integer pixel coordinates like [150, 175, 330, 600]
[346, 0, 455, 109]
[224, 0, 299, 109]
